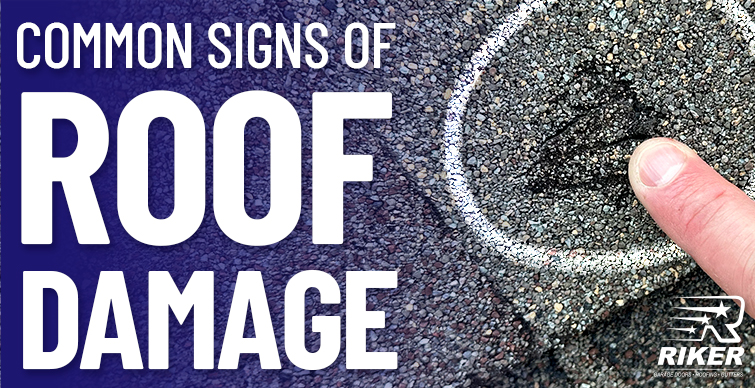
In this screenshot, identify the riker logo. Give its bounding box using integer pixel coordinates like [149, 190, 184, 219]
[657, 296, 746, 367]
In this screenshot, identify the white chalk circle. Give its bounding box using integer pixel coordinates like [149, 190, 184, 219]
[443, 0, 755, 272]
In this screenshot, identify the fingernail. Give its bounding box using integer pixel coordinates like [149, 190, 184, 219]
[638, 142, 687, 187]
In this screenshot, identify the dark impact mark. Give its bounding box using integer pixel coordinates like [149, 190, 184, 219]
[525, 62, 668, 202]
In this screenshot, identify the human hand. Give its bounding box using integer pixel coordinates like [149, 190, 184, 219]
[629, 138, 755, 318]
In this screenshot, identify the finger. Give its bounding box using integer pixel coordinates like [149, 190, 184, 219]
[628, 137, 755, 317]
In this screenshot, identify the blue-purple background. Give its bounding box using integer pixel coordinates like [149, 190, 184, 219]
[2, 1, 402, 386]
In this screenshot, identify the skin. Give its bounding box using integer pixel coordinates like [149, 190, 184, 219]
[629, 138, 755, 318]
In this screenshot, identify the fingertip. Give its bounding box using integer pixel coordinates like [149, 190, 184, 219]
[628, 137, 755, 316]
[628, 138, 696, 199]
